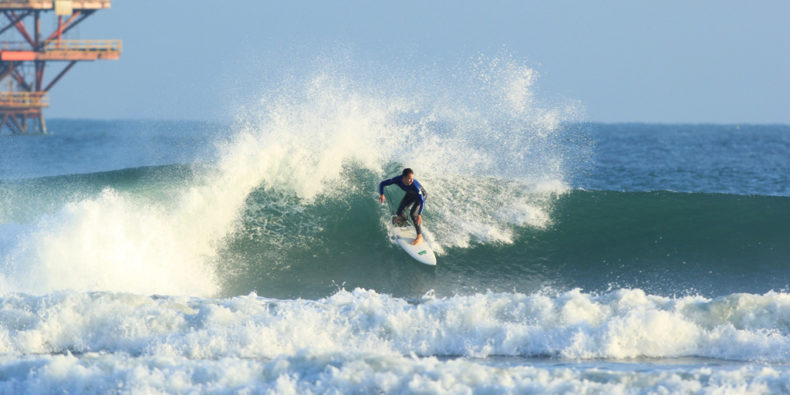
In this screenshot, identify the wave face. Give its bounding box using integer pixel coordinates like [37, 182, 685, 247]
[207, 184, 790, 299]
[3, 167, 788, 299]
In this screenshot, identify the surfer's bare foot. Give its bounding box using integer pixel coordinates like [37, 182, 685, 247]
[411, 234, 423, 245]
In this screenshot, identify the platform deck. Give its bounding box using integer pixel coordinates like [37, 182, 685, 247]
[0, 1, 110, 10]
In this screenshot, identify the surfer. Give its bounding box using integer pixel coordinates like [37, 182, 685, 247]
[378, 168, 427, 245]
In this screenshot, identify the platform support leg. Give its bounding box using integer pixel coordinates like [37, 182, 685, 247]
[0, 114, 8, 134]
[10, 113, 24, 134]
[37, 112, 46, 134]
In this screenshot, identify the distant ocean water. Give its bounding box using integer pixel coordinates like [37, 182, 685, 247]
[1, 65, 789, 393]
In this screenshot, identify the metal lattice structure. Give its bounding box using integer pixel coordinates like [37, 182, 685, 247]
[0, 0, 120, 134]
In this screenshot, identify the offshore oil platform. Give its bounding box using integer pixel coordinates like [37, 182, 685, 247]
[0, 0, 119, 135]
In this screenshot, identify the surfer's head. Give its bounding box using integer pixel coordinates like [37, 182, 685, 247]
[402, 168, 414, 186]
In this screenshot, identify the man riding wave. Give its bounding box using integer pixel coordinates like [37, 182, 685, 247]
[379, 168, 427, 245]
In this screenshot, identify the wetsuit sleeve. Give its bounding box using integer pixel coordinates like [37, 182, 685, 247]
[378, 177, 396, 195]
[417, 193, 425, 215]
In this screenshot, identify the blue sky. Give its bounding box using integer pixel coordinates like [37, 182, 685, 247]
[43, 1, 789, 123]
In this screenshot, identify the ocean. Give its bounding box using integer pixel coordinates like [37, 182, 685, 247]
[1, 66, 789, 393]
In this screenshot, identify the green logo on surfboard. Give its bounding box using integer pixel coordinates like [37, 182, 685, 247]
[418, 250, 427, 255]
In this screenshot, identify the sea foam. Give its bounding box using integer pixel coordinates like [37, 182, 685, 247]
[1, 288, 789, 362]
[1, 352, 787, 394]
[1, 288, 789, 393]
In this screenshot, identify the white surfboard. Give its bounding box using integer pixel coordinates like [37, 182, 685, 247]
[389, 217, 437, 266]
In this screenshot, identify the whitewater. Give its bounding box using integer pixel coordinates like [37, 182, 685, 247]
[1, 58, 789, 393]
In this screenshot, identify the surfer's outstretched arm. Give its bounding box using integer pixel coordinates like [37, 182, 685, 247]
[378, 177, 397, 195]
[378, 177, 399, 203]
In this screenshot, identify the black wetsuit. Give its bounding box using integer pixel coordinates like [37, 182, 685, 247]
[379, 176, 427, 235]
